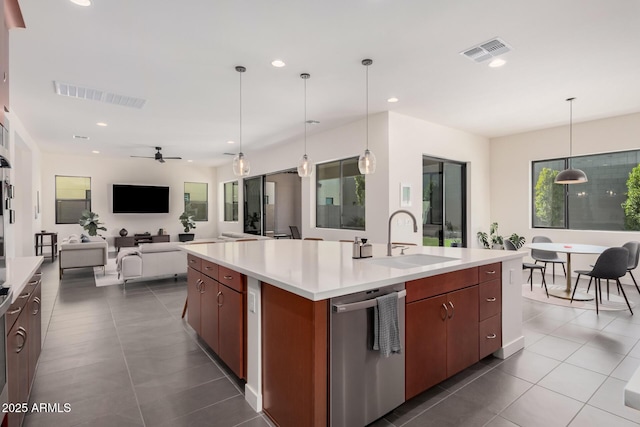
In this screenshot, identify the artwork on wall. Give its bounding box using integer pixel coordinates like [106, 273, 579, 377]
[400, 183, 412, 207]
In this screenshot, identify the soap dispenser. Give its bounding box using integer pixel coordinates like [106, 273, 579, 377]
[360, 238, 373, 258]
[352, 237, 362, 259]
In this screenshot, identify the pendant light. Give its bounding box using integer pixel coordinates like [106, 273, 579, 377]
[232, 66, 250, 177]
[555, 97, 588, 184]
[358, 59, 376, 175]
[297, 73, 313, 177]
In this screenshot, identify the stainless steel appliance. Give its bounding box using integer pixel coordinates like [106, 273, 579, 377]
[330, 283, 406, 427]
[0, 286, 12, 412]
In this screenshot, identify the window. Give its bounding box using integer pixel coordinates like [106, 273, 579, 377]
[224, 181, 238, 222]
[184, 182, 208, 221]
[532, 150, 640, 230]
[55, 176, 91, 224]
[316, 157, 365, 230]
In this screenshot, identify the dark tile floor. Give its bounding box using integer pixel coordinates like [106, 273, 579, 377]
[22, 260, 640, 426]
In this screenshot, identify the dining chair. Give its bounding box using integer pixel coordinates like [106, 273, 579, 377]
[623, 241, 640, 294]
[504, 239, 548, 297]
[570, 247, 632, 315]
[303, 237, 323, 241]
[531, 236, 566, 283]
[289, 225, 302, 239]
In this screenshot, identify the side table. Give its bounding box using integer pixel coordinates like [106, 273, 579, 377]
[35, 232, 58, 262]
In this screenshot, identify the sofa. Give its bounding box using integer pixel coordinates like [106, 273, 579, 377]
[59, 234, 108, 278]
[118, 241, 187, 284]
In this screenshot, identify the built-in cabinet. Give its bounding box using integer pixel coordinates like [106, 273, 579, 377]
[186, 254, 245, 379]
[405, 263, 502, 400]
[6, 271, 42, 427]
[115, 234, 170, 251]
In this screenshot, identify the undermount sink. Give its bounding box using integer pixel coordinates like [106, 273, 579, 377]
[364, 254, 458, 269]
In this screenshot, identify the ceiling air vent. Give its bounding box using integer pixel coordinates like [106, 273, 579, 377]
[460, 37, 511, 63]
[53, 81, 147, 109]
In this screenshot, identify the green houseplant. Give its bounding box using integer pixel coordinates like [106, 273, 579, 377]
[506, 233, 526, 249]
[622, 164, 640, 230]
[78, 210, 107, 237]
[179, 211, 196, 242]
[477, 222, 503, 249]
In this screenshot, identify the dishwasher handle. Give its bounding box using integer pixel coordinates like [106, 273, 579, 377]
[332, 290, 406, 313]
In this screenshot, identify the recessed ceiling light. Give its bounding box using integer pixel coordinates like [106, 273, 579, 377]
[70, 0, 92, 6]
[73, 135, 90, 140]
[91, 150, 100, 154]
[488, 59, 506, 68]
[187, 160, 193, 163]
[387, 97, 399, 103]
[227, 140, 235, 144]
[96, 122, 107, 127]
[271, 60, 286, 68]
[305, 120, 320, 125]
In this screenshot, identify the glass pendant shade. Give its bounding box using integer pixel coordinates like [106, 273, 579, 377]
[233, 152, 250, 176]
[297, 154, 313, 177]
[555, 168, 588, 184]
[358, 148, 376, 175]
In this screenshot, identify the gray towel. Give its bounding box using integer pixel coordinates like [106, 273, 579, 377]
[373, 292, 402, 357]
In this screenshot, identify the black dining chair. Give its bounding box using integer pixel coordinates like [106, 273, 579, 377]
[623, 241, 640, 295]
[504, 239, 548, 297]
[289, 225, 301, 240]
[531, 236, 566, 284]
[570, 247, 632, 315]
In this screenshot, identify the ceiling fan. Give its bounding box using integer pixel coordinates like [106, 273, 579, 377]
[131, 146, 182, 163]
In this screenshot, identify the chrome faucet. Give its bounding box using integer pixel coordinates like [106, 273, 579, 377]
[387, 209, 418, 256]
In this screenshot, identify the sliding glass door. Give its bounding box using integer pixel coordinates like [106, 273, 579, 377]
[422, 157, 466, 247]
[243, 176, 264, 235]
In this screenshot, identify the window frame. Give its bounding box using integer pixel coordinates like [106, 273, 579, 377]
[315, 156, 365, 231]
[55, 175, 91, 225]
[184, 182, 208, 221]
[223, 181, 239, 222]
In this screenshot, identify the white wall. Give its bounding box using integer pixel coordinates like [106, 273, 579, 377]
[217, 113, 390, 243]
[388, 112, 492, 247]
[40, 153, 217, 250]
[490, 112, 640, 271]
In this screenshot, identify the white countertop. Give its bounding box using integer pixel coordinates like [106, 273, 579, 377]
[180, 241, 524, 300]
[5, 256, 44, 303]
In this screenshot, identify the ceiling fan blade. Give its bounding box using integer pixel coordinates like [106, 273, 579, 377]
[130, 156, 154, 158]
[163, 156, 182, 160]
[159, 158, 166, 163]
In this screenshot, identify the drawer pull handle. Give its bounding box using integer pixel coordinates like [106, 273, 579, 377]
[205, 266, 212, 270]
[16, 327, 27, 353]
[441, 303, 448, 321]
[190, 259, 196, 263]
[8, 306, 22, 316]
[486, 297, 496, 302]
[486, 333, 497, 339]
[485, 270, 496, 274]
[223, 275, 233, 280]
[32, 297, 41, 315]
[448, 301, 455, 319]
[28, 280, 39, 285]
[217, 291, 224, 307]
[18, 292, 31, 300]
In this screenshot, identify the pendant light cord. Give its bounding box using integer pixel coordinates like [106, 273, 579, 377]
[304, 76, 307, 155]
[239, 70, 242, 153]
[569, 98, 573, 156]
[365, 62, 369, 150]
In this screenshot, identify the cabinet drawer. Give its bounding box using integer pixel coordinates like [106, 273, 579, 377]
[201, 260, 218, 278]
[479, 314, 501, 359]
[6, 288, 31, 333]
[479, 279, 501, 321]
[187, 254, 202, 272]
[479, 263, 501, 283]
[407, 267, 478, 303]
[218, 265, 244, 293]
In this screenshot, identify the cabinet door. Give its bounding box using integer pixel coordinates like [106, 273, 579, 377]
[200, 275, 219, 353]
[446, 286, 479, 376]
[405, 294, 448, 399]
[7, 314, 29, 427]
[186, 268, 202, 334]
[28, 283, 42, 387]
[218, 283, 244, 379]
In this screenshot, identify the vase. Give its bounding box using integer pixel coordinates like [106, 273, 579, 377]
[119, 228, 128, 237]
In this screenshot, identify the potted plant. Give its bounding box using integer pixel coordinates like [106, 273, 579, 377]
[506, 233, 526, 249]
[78, 210, 107, 237]
[477, 222, 503, 249]
[446, 221, 462, 247]
[179, 212, 196, 242]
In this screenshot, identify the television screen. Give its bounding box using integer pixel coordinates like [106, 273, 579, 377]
[112, 184, 170, 214]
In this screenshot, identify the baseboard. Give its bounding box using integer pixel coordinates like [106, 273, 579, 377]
[494, 335, 525, 359]
[245, 383, 262, 412]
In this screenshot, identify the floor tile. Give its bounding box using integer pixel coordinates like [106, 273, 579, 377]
[538, 362, 607, 402]
[550, 322, 601, 344]
[526, 335, 582, 361]
[569, 310, 616, 331]
[588, 377, 640, 423]
[436, 361, 493, 393]
[401, 394, 497, 427]
[454, 368, 532, 413]
[500, 385, 584, 427]
[585, 331, 639, 355]
[157, 395, 260, 427]
[522, 316, 567, 334]
[611, 355, 640, 382]
[569, 404, 640, 427]
[484, 416, 520, 427]
[497, 350, 561, 383]
[566, 345, 626, 375]
[384, 385, 450, 425]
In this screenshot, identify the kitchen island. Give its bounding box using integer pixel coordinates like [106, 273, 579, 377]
[180, 240, 525, 427]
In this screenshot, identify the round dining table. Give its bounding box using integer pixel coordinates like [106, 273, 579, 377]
[527, 243, 608, 301]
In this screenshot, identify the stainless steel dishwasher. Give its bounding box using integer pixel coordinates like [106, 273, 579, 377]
[330, 283, 406, 427]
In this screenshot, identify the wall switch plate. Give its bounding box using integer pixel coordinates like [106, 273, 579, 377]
[248, 291, 256, 313]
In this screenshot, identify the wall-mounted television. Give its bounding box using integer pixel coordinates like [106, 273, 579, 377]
[112, 184, 170, 214]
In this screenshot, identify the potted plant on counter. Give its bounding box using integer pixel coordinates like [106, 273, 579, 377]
[506, 233, 526, 249]
[477, 222, 503, 249]
[79, 210, 107, 237]
[179, 211, 196, 242]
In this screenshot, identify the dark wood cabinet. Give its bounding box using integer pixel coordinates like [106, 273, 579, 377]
[115, 234, 170, 251]
[27, 283, 42, 386]
[446, 286, 479, 376]
[185, 256, 245, 379]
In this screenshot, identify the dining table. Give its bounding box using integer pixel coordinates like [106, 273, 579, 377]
[527, 242, 608, 301]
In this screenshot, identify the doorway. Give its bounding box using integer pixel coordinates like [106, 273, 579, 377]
[422, 157, 466, 247]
